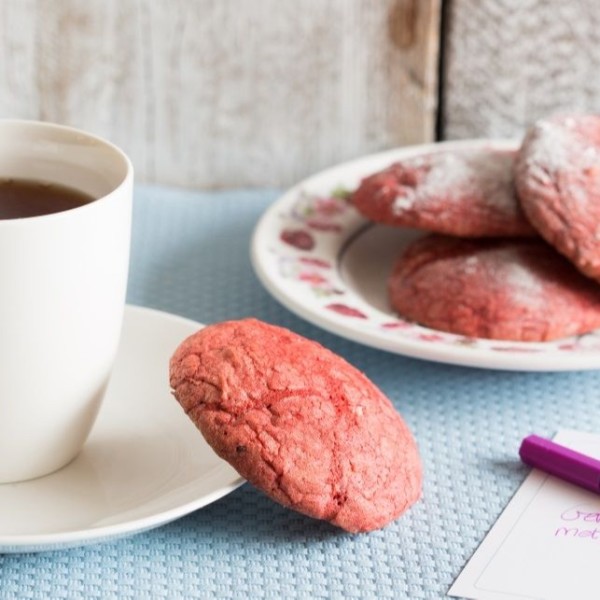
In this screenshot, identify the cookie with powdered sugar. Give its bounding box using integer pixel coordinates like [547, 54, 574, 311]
[388, 235, 600, 341]
[515, 114, 600, 281]
[169, 319, 422, 533]
[351, 148, 535, 237]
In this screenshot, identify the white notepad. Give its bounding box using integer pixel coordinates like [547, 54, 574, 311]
[449, 429, 600, 600]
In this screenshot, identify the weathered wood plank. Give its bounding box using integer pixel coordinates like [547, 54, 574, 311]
[442, 0, 600, 140]
[0, 0, 441, 188]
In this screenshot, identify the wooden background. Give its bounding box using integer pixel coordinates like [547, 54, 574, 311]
[0, 0, 440, 188]
[1, 0, 599, 188]
[443, 0, 600, 141]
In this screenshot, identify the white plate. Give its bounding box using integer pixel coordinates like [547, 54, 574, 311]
[251, 139, 600, 371]
[0, 305, 244, 553]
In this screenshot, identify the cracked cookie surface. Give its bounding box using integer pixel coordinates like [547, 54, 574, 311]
[515, 115, 600, 281]
[388, 234, 600, 341]
[169, 318, 422, 533]
[351, 148, 535, 237]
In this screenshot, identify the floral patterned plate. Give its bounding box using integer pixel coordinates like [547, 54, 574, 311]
[250, 139, 600, 371]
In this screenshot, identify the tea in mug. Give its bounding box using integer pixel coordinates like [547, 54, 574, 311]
[0, 178, 95, 219]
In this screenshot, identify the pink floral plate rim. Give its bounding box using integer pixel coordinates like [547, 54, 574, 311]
[250, 139, 600, 371]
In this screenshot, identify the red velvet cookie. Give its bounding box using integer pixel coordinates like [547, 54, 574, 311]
[169, 319, 422, 533]
[352, 148, 535, 237]
[515, 115, 600, 281]
[388, 235, 600, 341]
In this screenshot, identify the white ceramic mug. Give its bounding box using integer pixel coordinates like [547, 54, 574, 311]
[0, 120, 133, 483]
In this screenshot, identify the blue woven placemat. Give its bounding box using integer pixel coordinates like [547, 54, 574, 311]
[3, 184, 600, 599]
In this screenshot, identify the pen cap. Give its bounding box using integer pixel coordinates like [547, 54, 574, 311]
[519, 434, 600, 494]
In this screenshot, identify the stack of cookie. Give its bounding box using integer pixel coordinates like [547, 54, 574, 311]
[351, 115, 600, 342]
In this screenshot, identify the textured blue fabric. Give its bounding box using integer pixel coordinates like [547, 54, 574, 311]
[3, 184, 600, 599]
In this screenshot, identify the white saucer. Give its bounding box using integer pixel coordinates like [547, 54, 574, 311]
[0, 305, 244, 553]
[251, 139, 600, 371]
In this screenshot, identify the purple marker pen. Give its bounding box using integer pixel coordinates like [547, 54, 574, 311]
[519, 434, 600, 494]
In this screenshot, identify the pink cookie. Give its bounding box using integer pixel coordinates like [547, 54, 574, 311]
[169, 319, 422, 533]
[515, 114, 600, 281]
[352, 148, 535, 237]
[388, 235, 600, 341]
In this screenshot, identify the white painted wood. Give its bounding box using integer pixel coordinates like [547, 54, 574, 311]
[443, 0, 600, 140]
[0, 0, 441, 188]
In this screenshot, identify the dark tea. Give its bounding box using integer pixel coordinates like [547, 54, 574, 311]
[0, 178, 95, 219]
